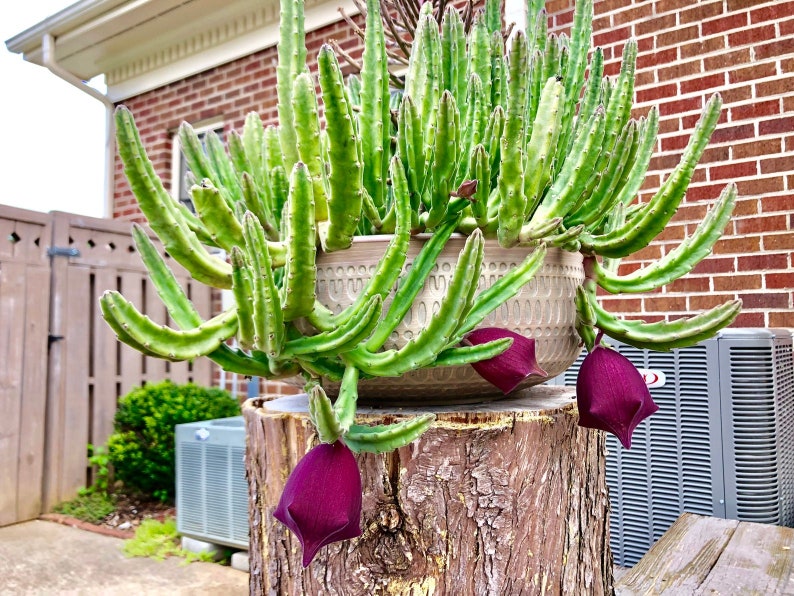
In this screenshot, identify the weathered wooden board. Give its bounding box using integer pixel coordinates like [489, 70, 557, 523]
[245, 386, 614, 595]
[16, 264, 50, 521]
[62, 265, 92, 500]
[615, 512, 794, 595]
[0, 261, 27, 527]
[0, 206, 51, 525]
[616, 513, 738, 594]
[93, 267, 119, 448]
[697, 519, 794, 595]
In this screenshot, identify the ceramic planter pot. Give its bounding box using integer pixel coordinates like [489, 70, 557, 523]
[302, 235, 584, 404]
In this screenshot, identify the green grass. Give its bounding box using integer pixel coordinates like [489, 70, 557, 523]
[52, 492, 116, 525]
[123, 518, 218, 564]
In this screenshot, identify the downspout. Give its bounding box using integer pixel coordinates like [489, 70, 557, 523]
[42, 33, 116, 218]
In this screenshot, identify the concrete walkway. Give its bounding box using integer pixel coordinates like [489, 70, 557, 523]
[0, 520, 249, 595]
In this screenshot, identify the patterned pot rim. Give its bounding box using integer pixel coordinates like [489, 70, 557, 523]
[294, 237, 586, 404]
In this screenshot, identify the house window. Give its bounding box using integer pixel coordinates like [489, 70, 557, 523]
[171, 119, 224, 212]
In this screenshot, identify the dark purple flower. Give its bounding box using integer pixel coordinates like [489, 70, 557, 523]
[466, 327, 548, 394]
[274, 440, 362, 567]
[576, 338, 659, 449]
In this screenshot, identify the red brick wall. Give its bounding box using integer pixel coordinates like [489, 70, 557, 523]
[547, 0, 794, 328]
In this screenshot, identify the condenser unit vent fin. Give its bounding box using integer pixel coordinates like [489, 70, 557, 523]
[549, 329, 794, 566]
[175, 417, 249, 549]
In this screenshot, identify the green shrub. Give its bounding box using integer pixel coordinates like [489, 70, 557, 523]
[108, 381, 240, 502]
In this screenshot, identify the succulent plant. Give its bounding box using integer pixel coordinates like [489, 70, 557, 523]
[103, 0, 741, 561]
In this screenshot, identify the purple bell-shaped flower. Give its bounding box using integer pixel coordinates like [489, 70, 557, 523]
[465, 327, 548, 394]
[576, 335, 659, 449]
[274, 440, 362, 566]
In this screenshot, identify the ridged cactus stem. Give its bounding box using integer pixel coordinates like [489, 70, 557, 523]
[496, 30, 530, 248]
[281, 163, 317, 321]
[241, 112, 266, 190]
[276, 0, 307, 174]
[346, 230, 484, 376]
[423, 90, 460, 229]
[529, 107, 605, 224]
[292, 72, 330, 224]
[441, 6, 467, 106]
[230, 247, 257, 350]
[455, 74, 485, 187]
[467, 13, 491, 108]
[100, 291, 238, 362]
[360, 0, 391, 215]
[242, 212, 284, 358]
[405, 4, 441, 174]
[317, 45, 364, 252]
[521, 77, 565, 223]
[190, 180, 244, 251]
[592, 184, 737, 294]
[588, 292, 742, 351]
[557, 0, 593, 157]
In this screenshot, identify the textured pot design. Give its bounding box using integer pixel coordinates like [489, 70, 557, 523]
[313, 235, 584, 403]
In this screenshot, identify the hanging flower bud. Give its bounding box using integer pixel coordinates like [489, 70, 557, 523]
[274, 440, 362, 567]
[465, 327, 548, 394]
[576, 337, 658, 449]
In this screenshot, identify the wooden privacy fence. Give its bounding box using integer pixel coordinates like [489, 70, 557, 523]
[0, 205, 214, 526]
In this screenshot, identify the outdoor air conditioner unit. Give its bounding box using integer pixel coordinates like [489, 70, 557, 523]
[550, 328, 794, 566]
[175, 416, 249, 549]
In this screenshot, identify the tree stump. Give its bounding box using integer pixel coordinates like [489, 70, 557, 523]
[243, 385, 614, 595]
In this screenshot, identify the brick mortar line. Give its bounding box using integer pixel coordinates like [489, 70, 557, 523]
[580, 2, 784, 21]
[648, 141, 792, 155]
[633, 77, 791, 104]
[639, 171, 783, 185]
[635, 59, 791, 81]
[582, 0, 784, 22]
[589, 32, 794, 58]
[553, 7, 789, 36]
[39, 513, 136, 540]
[633, 103, 789, 120]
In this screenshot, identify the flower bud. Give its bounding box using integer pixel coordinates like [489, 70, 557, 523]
[274, 440, 362, 566]
[576, 342, 658, 449]
[466, 327, 548, 394]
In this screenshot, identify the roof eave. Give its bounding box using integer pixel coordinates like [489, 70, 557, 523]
[5, 0, 128, 58]
[5, 0, 356, 101]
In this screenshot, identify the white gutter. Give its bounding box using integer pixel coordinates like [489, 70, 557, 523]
[42, 33, 115, 219]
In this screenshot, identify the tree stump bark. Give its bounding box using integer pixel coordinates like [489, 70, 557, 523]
[243, 385, 614, 595]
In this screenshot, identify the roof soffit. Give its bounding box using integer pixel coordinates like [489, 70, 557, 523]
[6, 0, 356, 100]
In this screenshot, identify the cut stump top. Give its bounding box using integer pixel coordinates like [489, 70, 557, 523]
[251, 384, 577, 427]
